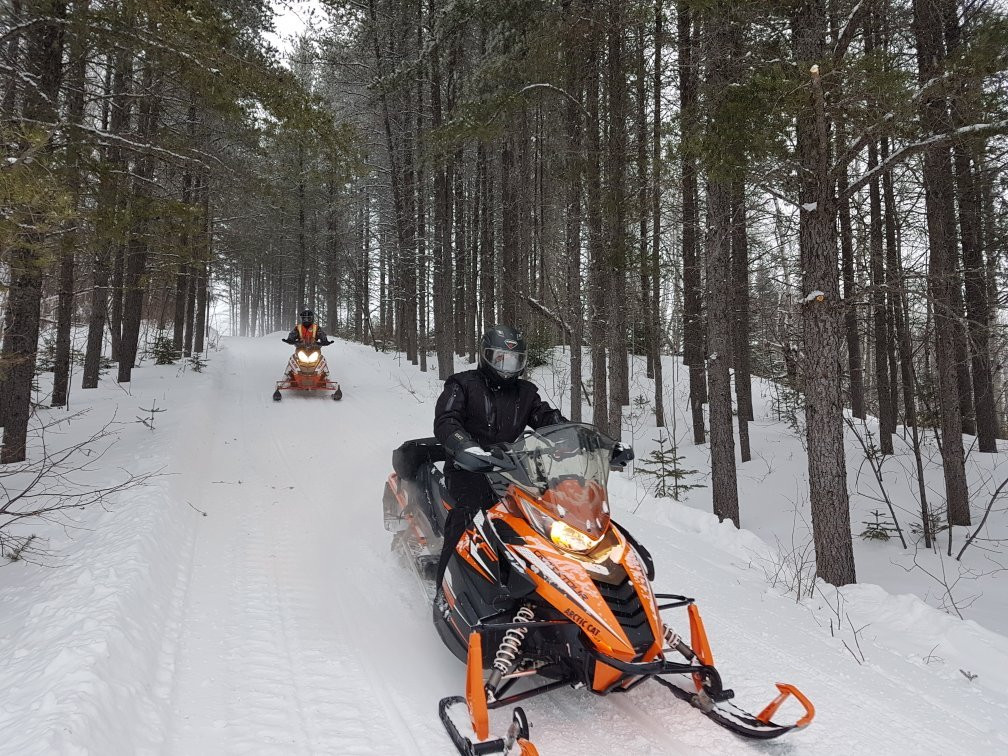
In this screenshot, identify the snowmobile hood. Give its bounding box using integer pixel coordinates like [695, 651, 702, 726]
[489, 506, 663, 664]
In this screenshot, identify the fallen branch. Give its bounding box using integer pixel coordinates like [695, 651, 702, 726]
[956, 477, 1008, 561]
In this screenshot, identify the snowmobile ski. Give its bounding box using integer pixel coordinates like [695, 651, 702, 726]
[439, 697, 538, 756]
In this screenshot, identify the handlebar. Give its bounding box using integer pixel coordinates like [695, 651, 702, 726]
[283, 339, 332, 347]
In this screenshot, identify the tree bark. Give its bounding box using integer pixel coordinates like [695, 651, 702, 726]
[702, 6, 740, 527]
[677, 2, 706, 444]
[585, 5, 609, 435]
[117, 59, 160, 384]
[52, 0, 90, 407]
[1, 1, 66, 462]
[730, 179, 752, 461]
[651, 0, 666, 428]
[867, 130, 894, 453]
[793, 2, 856, 586]
[564, 4, 585, 423]
[82, 49, 131, 390]
[912, 0, 970, 526]
[606, 0, 629, 440]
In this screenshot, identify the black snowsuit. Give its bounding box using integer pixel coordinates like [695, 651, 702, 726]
[432, 368, 566, 583]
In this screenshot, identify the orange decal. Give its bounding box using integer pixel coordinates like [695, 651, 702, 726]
[458, 532, 494, 582]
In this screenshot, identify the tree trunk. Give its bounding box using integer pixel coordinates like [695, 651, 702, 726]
[651, 0, 666, 428]
[606, 0, 629, 440]
[1, 1, 66, 462]
[730, 179, 752, 461]
[677, 2, 706, 444]
[564, 5, 585, 423]
[701, 7, 740, 527]
[868, 134, 894, 453]
[944, 13, 997, 452]
[117, 60, 160, 384]
[793, 2, 856, 586]
[912, 0, 970, 526]
[585, 6, 609, 435]
[52, 1, 90, 407]
[82, 49, 131, 390]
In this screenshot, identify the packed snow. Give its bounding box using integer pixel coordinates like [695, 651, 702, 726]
[2, 335, 1007, 755]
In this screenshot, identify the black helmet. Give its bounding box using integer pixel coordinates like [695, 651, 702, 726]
[478, 325, 527, 385]
[299, 309, 315, 326]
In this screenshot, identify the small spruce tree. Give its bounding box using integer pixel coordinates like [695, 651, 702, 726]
[637, 431, 705, 501]
[151, 335, 178, 365]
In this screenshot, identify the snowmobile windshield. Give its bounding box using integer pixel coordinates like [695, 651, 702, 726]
[499, 423, 614, 547]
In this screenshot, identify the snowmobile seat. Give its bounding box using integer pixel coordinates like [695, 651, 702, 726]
[393, 438, 453, 536]
[393, 437, 447, 480]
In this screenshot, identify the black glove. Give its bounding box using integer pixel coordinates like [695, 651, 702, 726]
[318, 339, 333, 346]
[611, 442, 634, 469]
[453, 444, 498, 473]
[282, 337, 295, 344]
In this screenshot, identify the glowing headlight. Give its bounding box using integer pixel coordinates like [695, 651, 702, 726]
[297, 350, 320, 364]
[550, 521, 603, 554]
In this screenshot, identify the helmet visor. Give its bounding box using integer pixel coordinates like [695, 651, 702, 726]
[484, 347, 527, 376]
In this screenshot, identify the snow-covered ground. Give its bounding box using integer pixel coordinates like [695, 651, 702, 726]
[2, 335, 1007, 755]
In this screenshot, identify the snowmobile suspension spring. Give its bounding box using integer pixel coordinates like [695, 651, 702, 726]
[493, 605, 535, 676]
[664, 626, 694, 661]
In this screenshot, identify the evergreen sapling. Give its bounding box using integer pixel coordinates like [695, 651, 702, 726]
[637, 431, 704, 501]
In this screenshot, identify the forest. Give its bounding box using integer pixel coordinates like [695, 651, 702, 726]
[2, 0, 1007, 592]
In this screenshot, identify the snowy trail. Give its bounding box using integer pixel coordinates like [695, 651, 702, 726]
[152, 337, 1008, 755]
[158, 338, 703, 755]
[10, 335, 1005, 755]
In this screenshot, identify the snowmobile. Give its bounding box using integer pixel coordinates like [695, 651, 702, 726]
[383, 423, 814, 756]
[272, 340, 342, 401]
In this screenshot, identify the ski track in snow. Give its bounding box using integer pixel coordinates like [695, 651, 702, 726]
[3, 335, 1008, 755]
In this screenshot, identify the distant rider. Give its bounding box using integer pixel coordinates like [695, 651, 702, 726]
[283, 309, 332, 346]
[433, 325, 567, 585]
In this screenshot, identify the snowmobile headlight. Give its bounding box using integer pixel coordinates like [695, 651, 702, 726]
[550, 521, 603, 554]
[297, 350, 320, 365]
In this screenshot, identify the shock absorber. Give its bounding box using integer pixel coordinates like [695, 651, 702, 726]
[486, 604, 534, 694]
[664, 625, 695, 661]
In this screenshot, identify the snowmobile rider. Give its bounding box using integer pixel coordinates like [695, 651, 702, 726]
[282, 309, 333, 346]
[433, 325, 567, 585]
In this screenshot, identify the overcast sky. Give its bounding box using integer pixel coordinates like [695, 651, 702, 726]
[267, 0, 326, 55]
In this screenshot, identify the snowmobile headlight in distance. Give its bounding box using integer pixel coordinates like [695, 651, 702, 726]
[550, 520, 603, 554]
[296, 349, 320, 365]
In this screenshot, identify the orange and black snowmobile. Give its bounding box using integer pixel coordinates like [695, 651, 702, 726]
[383, 423, 814, 755]
[272, 339, 342, 401]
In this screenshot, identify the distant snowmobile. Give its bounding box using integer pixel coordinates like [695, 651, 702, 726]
[272, 339, 342, 401]
[384, 423, 814, 755]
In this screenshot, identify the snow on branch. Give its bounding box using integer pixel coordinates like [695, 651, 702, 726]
[516, 83, 589, 115]
[832, 0, 869, 65]
[842, 119, 1008, 200]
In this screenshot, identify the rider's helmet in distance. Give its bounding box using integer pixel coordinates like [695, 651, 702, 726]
[478, 325, 527, 386]
[299, 309, 315, 327]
